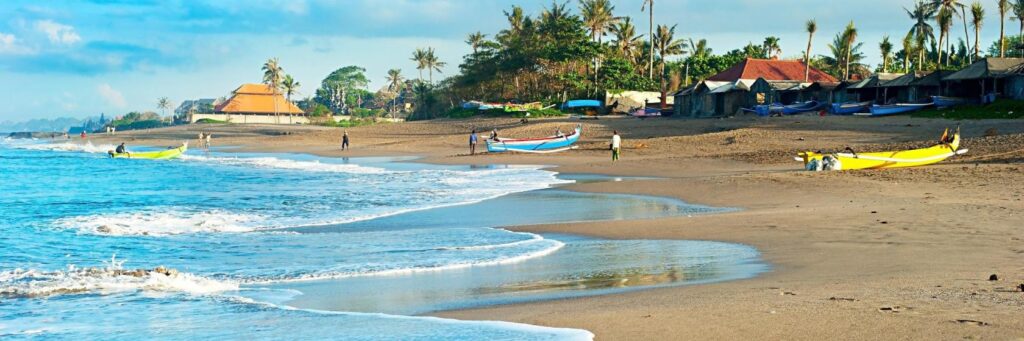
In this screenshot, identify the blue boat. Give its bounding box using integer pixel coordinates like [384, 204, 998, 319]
[829, 101, 872, 115]
[931, 96, 968, 108]
[486, 125, 582, 153]
[561, 99, 602, 110]
[742, 103, 783, 116]
[782, 101, 826, 115]
[859, 102, 933, 116]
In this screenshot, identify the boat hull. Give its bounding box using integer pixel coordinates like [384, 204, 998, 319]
[486, 127, 581, 153]
[782, 101, 825, 115]
[931, 96, 968, 108]
[864, 103, 932, 116]
[830, 101, 872, 115]
[798, 133, 960, 170]
[110, 143, 188, 159]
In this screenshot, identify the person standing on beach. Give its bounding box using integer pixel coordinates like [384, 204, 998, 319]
[80, 131, 87, 139]
[611, 130, 621, 161]
[205, 133, 212, 150]
[198, 132, 205, 147]
[341, 130, 350, 151]
[469, 130, 478, 155]
[111, 126, 115, 135]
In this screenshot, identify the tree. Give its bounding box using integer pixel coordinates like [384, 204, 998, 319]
[424, 47, 447, 84]
[411, 48, 428, 82]
[315, 66, 369, 114]
[653, 24, 685, 106]
[821, 27, 866, 80]
[762, 36, 781, 59]
[157, 97, 171, 118]
[689, 38, 711, 59]
[262, 58, 284, 122]
[937, 8, 953, 68]
[843, 21, 858, 80]
[880, 35, 893, 72]
[579, 0, 619, 44]
[385, 69, 405, 116]
[906, 1, 937, 68]
[929, 0, 969, 64]
[466, 31, 486, 54]
[902, 32, 914, 73]
[971, 1, 984, 60]
[1000, 0, 1010, 57]
[805, 19, 817, 81]
[1016, 0, 1024, 56]
[642, 0, 655, 79]
[611, 17, 642, 63]
[281, 75, 300, 102]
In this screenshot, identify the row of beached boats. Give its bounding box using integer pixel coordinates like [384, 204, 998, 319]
[748, 95, 977, 117]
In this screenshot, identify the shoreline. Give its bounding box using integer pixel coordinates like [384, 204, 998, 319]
[81, 117, 1024, 339]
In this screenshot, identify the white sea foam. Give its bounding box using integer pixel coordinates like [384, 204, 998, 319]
[55, 210, 265, 236]
[180, 154, 390, 174]
[0, 260, 238, 298]
[5, 140, 117, 154]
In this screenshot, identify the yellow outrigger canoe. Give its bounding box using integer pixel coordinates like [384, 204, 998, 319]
[109, 142, 188, 160]
[798, 129, 967, 170]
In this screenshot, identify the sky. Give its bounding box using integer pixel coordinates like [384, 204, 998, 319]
[0, 0, 1012, 121]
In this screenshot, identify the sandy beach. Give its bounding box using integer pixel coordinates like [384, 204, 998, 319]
[92, 115, 1024, 340]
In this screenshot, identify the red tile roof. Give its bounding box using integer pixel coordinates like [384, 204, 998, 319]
[215, 83, 304, 114]
[707, 58, 838, 83]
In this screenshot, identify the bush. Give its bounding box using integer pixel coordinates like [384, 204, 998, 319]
[195, 118, 228, 124]
[441, 106, 567, 119]
[912, 99, 1024, 120]
[111, 119, 168, 131]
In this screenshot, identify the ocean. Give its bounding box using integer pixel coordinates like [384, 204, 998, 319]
[0, 138, 766, 340]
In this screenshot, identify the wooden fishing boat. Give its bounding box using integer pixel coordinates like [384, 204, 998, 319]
[931, 96, 968, 108]
[109, 143, 188, 160]
[829, 101, 872, 115]
[631, 107, 662, 118]
[486, 125, 581, 153]
[796, 129, 966, 170]
[782, 101, 825, 115]
[860, 102, 933, 116]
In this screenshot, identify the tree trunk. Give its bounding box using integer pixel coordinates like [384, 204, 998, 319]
[1000, 14, 1006, 57]
[962, 11, 971, 63]
[648, 4, 654, 79]
[975, 27, 980, 60]
[937, 33, 944, 70]
[844, 46, 851, 80]
[804, 33, 813, 82]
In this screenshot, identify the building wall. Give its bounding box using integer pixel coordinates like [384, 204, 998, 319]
[191, 114, 403, 125]
[605, 91, 674, 113]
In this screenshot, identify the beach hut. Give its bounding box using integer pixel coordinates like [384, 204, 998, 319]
[941, 58, 1024, 101]
[843, 73, 903, 104]
[675, 58, 836, 117]
[208, 84, 305, 124]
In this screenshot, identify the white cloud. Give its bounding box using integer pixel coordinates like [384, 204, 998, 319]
[96, 83, 127, 108]
[35, 20, 81, 45]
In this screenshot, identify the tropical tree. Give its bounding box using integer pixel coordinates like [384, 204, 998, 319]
[689, 38, 711, 59]
[385, 69, 405, 116]
[642, 0, 655, 79]
[937, 7, 954, 67]
[906, 1, 937, 67]
[1015, 0, 1024, 56]
[281, 75, 300, 102]
[970, 1, 984, 60]
[262, 58, 284, 122]
[424, 47, 446, 84]
[842, 21, 858, 80]
[579, 0, 619, 43]
[880, 35, 893, 72]
[466, 31, 486, 54]
[653, 24, 685, 106]
[804, 19, 817, 81]
[929, 0, 969, 64]
[902, 32, 914, 72]
[157, 97, 171, 117]
[762, 36, 781, 59]
[411, 48, 428, 82]
[611, 17, 642, 62]
[314, 66, 369, 114]
[1000, 0, 1010, 57]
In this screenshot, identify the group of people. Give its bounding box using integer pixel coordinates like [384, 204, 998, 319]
[105, 126, 117, 135]
[197, 132, 212, 150]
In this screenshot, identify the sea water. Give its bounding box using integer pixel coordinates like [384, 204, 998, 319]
[0, 138, 766, 340]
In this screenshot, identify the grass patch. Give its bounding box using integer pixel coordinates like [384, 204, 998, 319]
[443, 107, 567, 119]
[194, 118, 228, 124]
[317, 119, 378, 128]
[912, 99, 1024, 120]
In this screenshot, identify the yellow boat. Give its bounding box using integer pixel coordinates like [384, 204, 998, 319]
[109, 142, 188, 160]
[798, 129, 967, 170]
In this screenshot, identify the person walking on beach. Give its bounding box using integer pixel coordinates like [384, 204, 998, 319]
[80, 131, 87, 140]
[341, 130, 350, 151]
[204, 133, 212, 150]
[198, 132, 205, 147]
[469, 130, 478, 155]
[610, 130, 621, 162]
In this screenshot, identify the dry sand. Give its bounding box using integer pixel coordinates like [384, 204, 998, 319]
[92, 115, 1024, 340]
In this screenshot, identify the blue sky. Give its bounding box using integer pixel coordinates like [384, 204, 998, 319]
[0, 0, 1010, 120]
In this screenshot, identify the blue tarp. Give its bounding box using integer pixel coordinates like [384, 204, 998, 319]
[561, 99, 602, 110]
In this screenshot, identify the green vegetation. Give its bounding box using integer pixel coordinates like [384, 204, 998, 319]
[110, 111, 169, 131]
[443, 107, 567, 119]
[194, 118, 228, 124]
[318, 118, 378, 128]
[912, 99, 1024, 119]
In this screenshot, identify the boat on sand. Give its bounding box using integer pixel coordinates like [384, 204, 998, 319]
[797, 129, 966, 170]
[109, 143, 188, 159]
[486, 125, 581, 153]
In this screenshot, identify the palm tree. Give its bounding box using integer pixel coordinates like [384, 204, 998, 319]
[411, 48, 428, 82]
[642, 0, 655, 79]
[653, 24, 685, 106]
[466, 31, 486, 54]
[157, 97, 171, 118]
[1015, 0, 1024, 56]
[970, 1, 984, 60]
[1000, 0, 1010, 57]
[906, 1, 937, 68]
[424, 47, 446, 84]
[902, 32, 915, 72]
[929, 1, 969, 64]
[385, 69, 405, 117]
[842, 21, 858, 80]
[281, 75, 300, 102]
[579, 0, 619, 44]
[804, 19, 817, 82]
[262, 58, 284, 122]
[689, 38, 711, 59]
[762, 36, 781, 59]
[611, 17, 642, 61]
[937, 7, 954, 67]
[879, 35, 893, 72]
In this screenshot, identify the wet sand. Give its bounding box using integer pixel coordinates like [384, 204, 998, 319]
[92, 115, 1024, 339]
